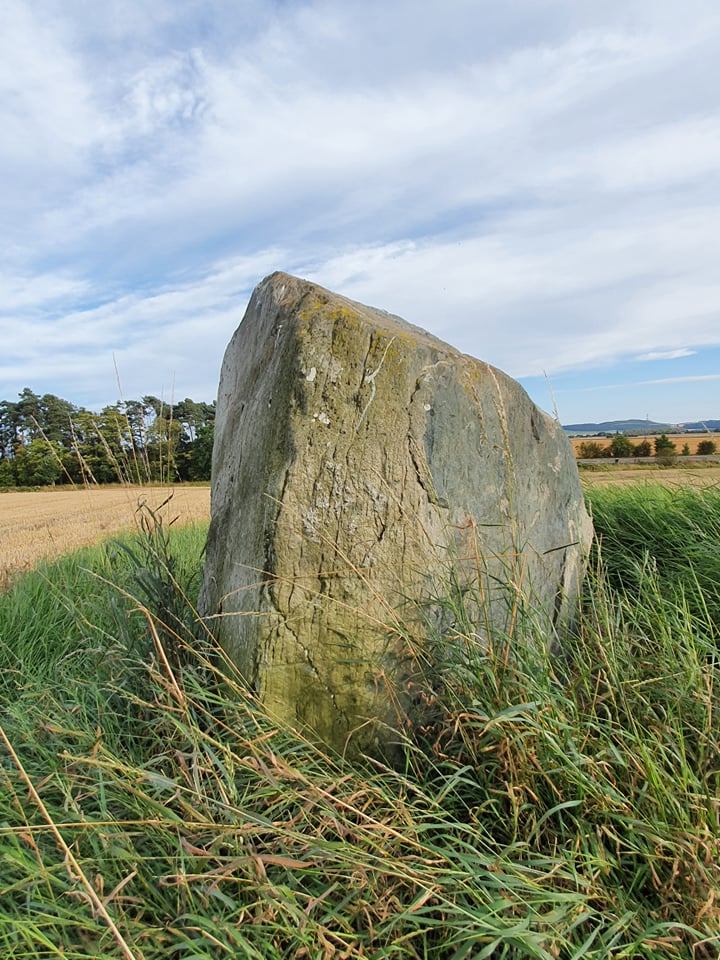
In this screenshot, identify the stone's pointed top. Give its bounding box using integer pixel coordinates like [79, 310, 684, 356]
[252, 271, 456, 354]
[256, 270, 307, 298]
[200, 273, 593, 760]
[248, 271, 303, 311]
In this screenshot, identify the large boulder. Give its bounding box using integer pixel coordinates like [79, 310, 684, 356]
[200, 272, 593, 756]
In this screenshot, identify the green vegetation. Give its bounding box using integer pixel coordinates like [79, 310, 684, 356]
[577, 439, 606, 459]
[587, 483, 720, 632]
[632, 439, 652, 457]
[608, 433, 634, 458]
[577, 435, 653, 459]
[654, 434, 677, 466]
[0, 387, 214, 487]
[1, 489, 719, 956]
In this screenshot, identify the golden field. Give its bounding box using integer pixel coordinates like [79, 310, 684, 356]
[2, 466, 719, 589]
[579, 464, 720, 488]
[0, 484, 210, 590]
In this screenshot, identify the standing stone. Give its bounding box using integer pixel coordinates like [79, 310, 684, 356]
[200, 272, 592, 756]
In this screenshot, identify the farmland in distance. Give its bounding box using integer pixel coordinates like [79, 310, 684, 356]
[569, 432, 718, 457]
[0, 485, 210, 590]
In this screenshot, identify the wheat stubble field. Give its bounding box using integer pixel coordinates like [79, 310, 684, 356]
[3, 468, 720, 589]
[3, 467, 720, 590]
[580, 464, 720, 487]
[0, 484, 210, 589]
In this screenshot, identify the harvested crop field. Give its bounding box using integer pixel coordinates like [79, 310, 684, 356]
[580, 464, 720, 488]
[3, 469, 719, 588]
[0, 484, 210, 590]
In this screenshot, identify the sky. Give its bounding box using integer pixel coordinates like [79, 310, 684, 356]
[2, 0, 719, 426]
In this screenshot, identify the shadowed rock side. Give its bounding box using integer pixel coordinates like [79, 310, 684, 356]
[199, 272, 593, 757]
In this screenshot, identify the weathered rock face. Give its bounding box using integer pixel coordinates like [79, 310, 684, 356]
[200, 272, 593, 756]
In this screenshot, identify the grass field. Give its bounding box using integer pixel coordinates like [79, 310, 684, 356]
[0, 479, 719, 956]
[0, 484, 210, 591]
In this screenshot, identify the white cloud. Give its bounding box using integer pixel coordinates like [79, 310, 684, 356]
[0, 3, 96, 158]
[0, 248, 285, 407]
[2, 0, 720, 420]
[0, 270, 88, 313]
[300, 197, 720, 378]
[641, 374, 720, 386]
[636, 349, 696, 362]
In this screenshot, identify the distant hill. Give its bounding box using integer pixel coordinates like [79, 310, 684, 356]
[681, 420, 720, 431]
[563, 419, 720, 434]
[563, 419, 674, 434]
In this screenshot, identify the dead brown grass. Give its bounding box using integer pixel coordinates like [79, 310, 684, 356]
[0, 484, 210, 590]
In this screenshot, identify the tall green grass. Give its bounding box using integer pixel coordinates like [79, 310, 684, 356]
[0, 486, 718, 958]
[587, 482, 720, 634]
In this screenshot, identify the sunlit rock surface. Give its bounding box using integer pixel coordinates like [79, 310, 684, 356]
[200, 272, 593, 757]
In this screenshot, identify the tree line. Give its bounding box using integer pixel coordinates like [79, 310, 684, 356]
[576, 433, 717, 461]
[0, 387, 215, 487]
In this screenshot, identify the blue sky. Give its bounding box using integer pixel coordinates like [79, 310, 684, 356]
[1, 0, 719, 425]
